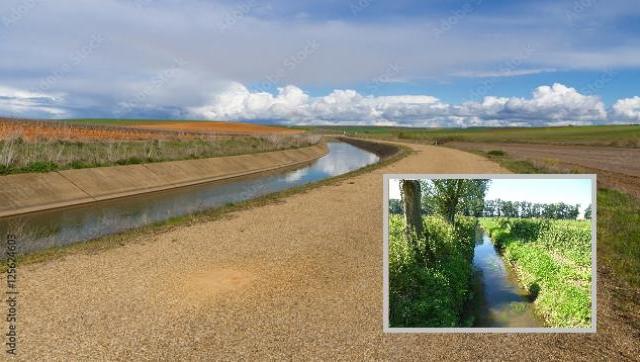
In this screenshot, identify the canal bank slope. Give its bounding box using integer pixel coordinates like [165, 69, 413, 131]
[0, 143, 328, 217]
[16, 141, 638, 360]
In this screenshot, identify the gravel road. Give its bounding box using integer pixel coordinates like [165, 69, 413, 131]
[13, 142, 639, 360]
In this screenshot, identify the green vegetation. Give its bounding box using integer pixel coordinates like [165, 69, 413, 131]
[308, 124, 640, 147]
[389, 214, 476, 327]
[487, 149, 505, 156]
[480, 218, 592, 327]
[389, 179, 486, 327]
[598, 189, 640, 287]
[0, 135, 319, 175]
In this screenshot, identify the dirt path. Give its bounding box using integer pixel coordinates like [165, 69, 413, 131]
[14, 143, 639, 360]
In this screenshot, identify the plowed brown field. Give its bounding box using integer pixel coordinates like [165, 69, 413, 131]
[0, 119, 185, 141]
[0, 119, 302, 142]
[448, 142, 640, 199]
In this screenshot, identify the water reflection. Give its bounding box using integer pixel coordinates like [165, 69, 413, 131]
[0, 142, 379, 255]
[472, 231, 543, 327]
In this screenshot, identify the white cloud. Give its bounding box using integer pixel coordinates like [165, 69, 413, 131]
[189, 82, 610, 127]
[613, 96, 640, 122]
[0, 86, 68, 118]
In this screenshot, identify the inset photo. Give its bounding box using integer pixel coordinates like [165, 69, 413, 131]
[383, 175, 596, 333]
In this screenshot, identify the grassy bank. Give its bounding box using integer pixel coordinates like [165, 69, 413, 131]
[480, 217, 592, 327]
[389, 214, 476, 327]
[0, 134, 320, 175]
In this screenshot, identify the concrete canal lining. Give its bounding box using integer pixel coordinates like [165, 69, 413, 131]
[0, 143, 328, 218]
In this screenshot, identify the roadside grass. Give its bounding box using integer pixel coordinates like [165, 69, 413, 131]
[597, 189, 640, 287]
[480, 217, 592, 327]
[307, 124, 640, 147]
[0, 141, 411, 270]
[0, 134, 320, 175]
[389, 214, 476, 327]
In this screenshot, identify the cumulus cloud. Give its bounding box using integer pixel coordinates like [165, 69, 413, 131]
[613, 96, 640, 122]
[188, 82, 610, 127]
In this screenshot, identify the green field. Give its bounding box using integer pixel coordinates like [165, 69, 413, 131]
[306, 124, 640, 147]
[480, 218, 592, 327]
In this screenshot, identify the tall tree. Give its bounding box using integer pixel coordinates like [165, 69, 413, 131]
[584, 204, 592, 220]
[400, 180, 423, 249]
[424, 179, 489, 223]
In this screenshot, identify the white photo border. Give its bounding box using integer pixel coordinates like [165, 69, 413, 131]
[382, 173, 597, 333]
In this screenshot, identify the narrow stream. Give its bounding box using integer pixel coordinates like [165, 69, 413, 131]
[0, 141, 380, 255]
[470, 228, 544, 327]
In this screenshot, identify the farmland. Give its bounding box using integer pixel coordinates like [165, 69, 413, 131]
[307, 124, 640, 147]
[71, 119, 302, 135]
[308, 123, 640, 199]
[451, 142, 640, 200]
[0, 118, 319, 175]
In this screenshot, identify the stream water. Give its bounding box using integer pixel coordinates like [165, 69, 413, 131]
[0, 141, 380, 255]
[470, 228, 544, 327]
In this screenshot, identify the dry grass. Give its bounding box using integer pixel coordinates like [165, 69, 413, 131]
[0, 119, 320, 174]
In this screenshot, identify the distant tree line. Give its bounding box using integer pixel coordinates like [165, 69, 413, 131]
[390, 198, 591, 221]
[482, 199, 583, 220]
[389, 199, 403, 214]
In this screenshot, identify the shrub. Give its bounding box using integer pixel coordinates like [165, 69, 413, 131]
[389, 214, 476, 327]
[20, 161, 59, 173]
[487, 150, 505, 156]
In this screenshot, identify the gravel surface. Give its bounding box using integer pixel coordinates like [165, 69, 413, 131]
[12, 142, 640, 360]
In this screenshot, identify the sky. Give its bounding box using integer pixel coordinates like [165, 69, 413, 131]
[389, 178, 593, 215]
[1, 0, 640, 126]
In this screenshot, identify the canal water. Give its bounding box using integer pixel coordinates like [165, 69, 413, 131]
[470, 228, 544, 327]
[0, 142, 379, 255]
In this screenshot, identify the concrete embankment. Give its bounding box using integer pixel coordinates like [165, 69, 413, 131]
[0, 143, 328, 218]
[335, 136, 401, 159]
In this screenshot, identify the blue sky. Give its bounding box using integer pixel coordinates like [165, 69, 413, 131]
[485, 179, 592, 209]
[1, 0, 639, 126]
